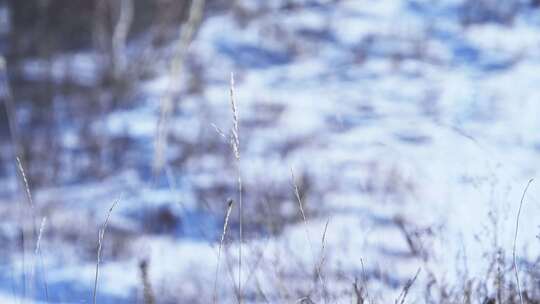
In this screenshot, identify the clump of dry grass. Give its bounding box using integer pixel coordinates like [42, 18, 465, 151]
[417, 179, 539, 304]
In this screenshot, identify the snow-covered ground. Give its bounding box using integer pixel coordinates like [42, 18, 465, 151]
[3, 0, 540, 302]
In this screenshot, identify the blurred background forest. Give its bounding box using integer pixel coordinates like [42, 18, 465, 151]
[1, 0, 231, 186]
[3, 0, 540, 187]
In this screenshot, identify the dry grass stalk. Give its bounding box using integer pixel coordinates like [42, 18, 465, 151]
[242, 243, 270, 292]
[360, 258, 370, 303]
[353, 277, 365, 304]
[291, 169, 322, 294]
[291, 169, 313, 249]
[254, 278, 270, 304]
[213, 198, 234, 303]
[223, 246, 242, 303]
[211, 123, 228, 139]
[394, 216, 422, 257]
[35, 218, 46, 256]
[229, 73, 240, 161]
[154, 0, 206, 174]
[35, 217, 49, 301]
[93, 198, 120, 304]
[16, 157, 41, 300]
[513, 178, 534, 304]
[315, 217, 330, 303]
[228, 72, 244, 303]
[16, 157, 34, 209]
[395, 268, 421, 304]
[295, 296, 315, 304]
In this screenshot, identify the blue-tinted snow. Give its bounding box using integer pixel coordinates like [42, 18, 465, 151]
[4, 0, 540, 302]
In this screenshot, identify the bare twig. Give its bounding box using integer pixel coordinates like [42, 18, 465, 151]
[93, 198, 120, 304]
[513, 178, 534, 304]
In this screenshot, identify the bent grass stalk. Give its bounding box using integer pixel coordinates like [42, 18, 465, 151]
[93, 198, 120, 304]
[316, 217, 330, 303]
[16, 157, 40, 299]
[35, 217, 49, 301]
[395, 268, 421, 304]
[513, 178, 534, 304]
